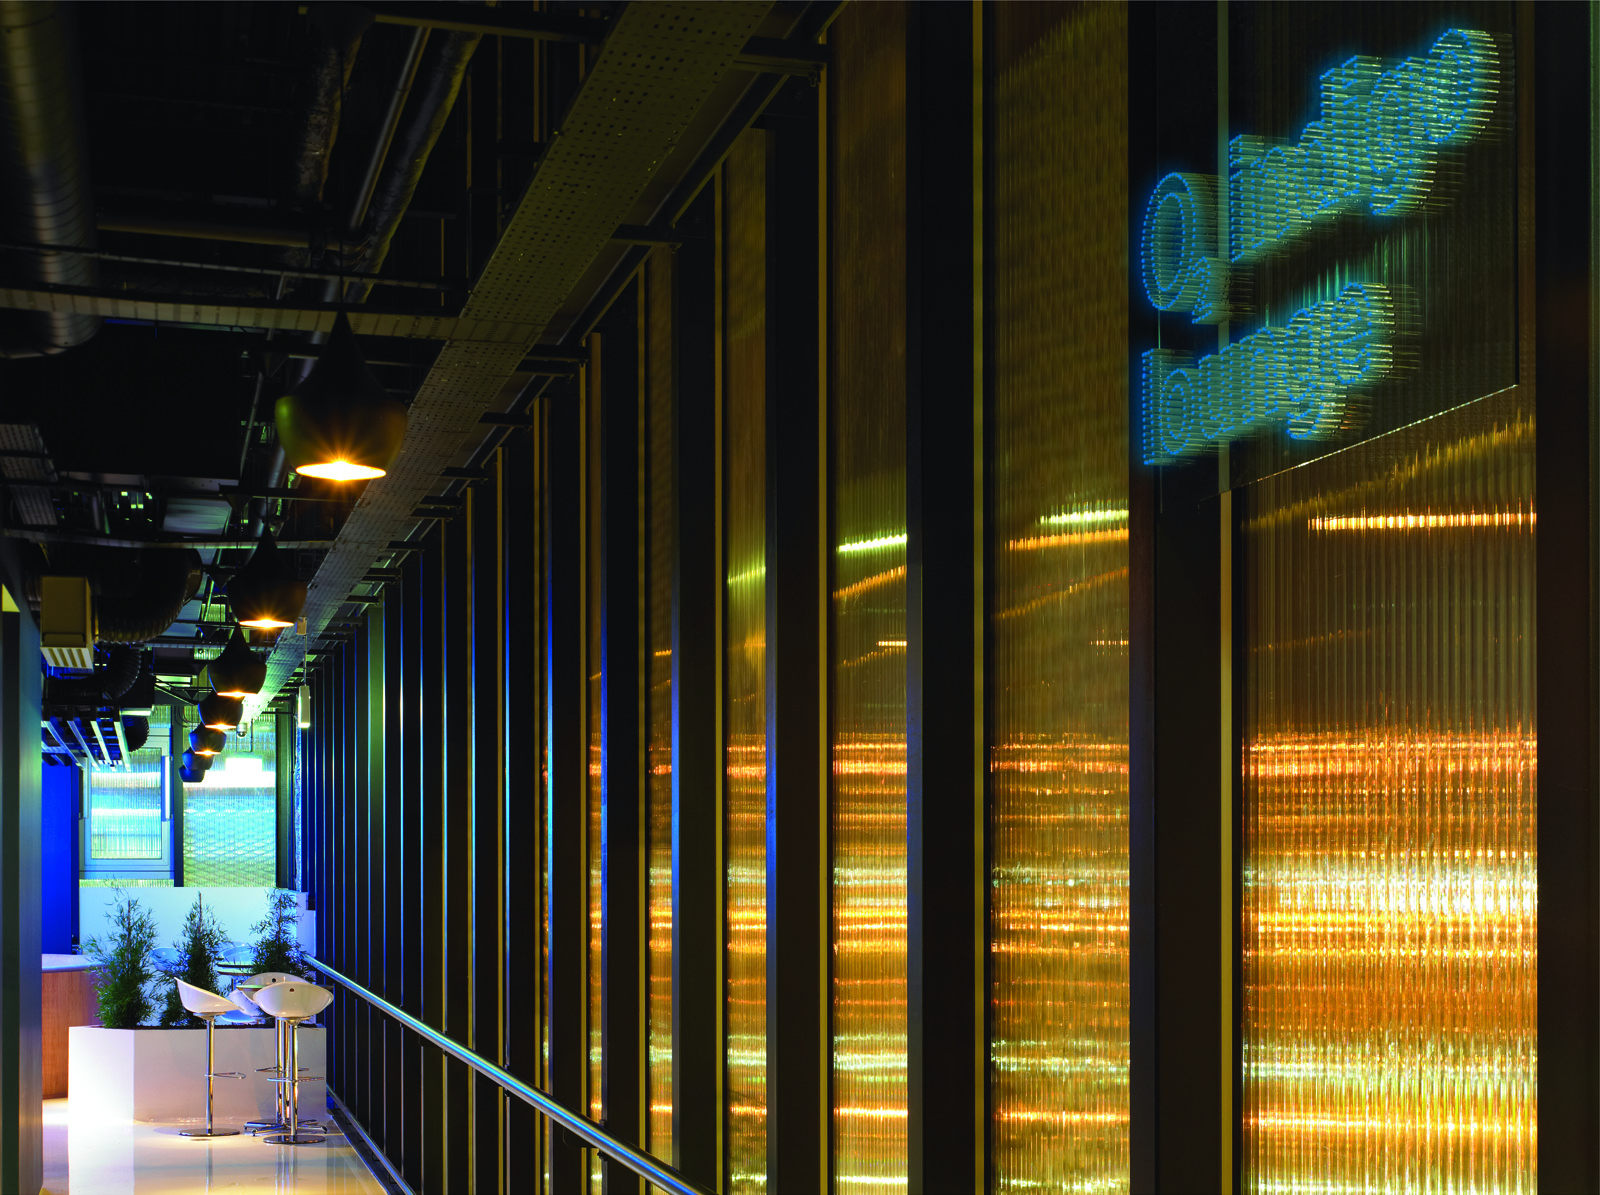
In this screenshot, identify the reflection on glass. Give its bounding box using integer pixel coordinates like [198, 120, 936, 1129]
[1242, 389, 1536, 1194]
[831, 5, 908, 1190]
[183, 716, 278, 887]
[646, 250, 676, 1166]
[725, 128, 768, 1192]
[991, 6, 1131, 1191]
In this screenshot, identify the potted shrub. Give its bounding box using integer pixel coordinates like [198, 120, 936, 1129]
[249, 888, 306, 976]
[69, 889, 325, 1123]
[156, 894, 226, 1027]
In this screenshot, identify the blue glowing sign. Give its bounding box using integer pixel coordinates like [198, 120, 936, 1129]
[1140, 28, 1499, 464]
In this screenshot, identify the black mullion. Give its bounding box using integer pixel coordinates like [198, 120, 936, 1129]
[599, 291, 645, 1195]
[764, 72, 828, 1195]
[401, 544, 426, 1191]
[443, 511, 475, 1193]
[547, 382, 587, 1195]
[421, 526, 449, 1195]
[1535, 3, 1599, 1187]
[364, 606, 384, 1133]
[471, 466, 507, 1194]
[672, 182, 723, 1189]
[905, 4, 983, 1191]
[384, 580, 406, 1160]
[504, 424, 545, 1190]
[349, 632, 366, 1121]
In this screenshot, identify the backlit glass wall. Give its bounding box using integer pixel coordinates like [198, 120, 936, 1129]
[724, 128, 769, 1192]
[184, 716, 278, 887]
[830, 5, 909, 1190]
[1242, 390, 1535, 1192]
[991, 5, 1131, 1191]
[646, 250, 676, 1167]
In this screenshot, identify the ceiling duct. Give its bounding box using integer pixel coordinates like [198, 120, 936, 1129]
[0, 0, 99, 357]
[26, 543, 203, 644]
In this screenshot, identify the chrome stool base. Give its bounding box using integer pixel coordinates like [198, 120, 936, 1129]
[262, 1132, 326, 1146]
[180, 1128, 240, 1138]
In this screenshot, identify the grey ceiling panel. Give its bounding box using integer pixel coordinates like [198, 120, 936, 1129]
[242, 0, 772, 723]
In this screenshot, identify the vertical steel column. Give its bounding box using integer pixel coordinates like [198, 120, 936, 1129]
[276, 711, 294, 888]
[672, 182, 725, 1189]
[764, 71, 830, 1195]
[600, 293, 645, 1195]
[400, 541, 427, 1191]
[0, 606, 42, 1195]
[905, 4, 985, 1191]
[363, 604, 385, 1132]
[382, 582, 406, 1159]
[443, 510, 475, 1192]
[504, 423, 547, 1191]
[548, 367, 589, 1195]
[471, 463, 508, 1193]
[420, 526, 449, 1194]
[1536, 2, 1599, 1187]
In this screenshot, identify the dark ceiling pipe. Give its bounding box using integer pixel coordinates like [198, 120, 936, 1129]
[0, 0, 99, 357]
[343, 28, 480, 301]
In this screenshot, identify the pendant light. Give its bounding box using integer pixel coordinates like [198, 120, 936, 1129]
[199, 693, 244, 731]
[180, 748, 210, 783]
[207, 629, 266, 697]
[227, 530, 307, 630]
[275, 311, 408, 481]
[190, 726, 226, 756]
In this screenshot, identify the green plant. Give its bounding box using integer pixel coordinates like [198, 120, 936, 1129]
[82, 891, 159, 1029]
[250, 888, 305, 976]
[158, 894, 226, 1026]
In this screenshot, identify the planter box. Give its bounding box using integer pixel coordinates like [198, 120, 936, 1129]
[68, 1025, 325, 1124]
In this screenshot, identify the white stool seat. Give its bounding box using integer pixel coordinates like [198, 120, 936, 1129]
[240, 971, 306, 989]
[255, 983, 332, 1021]
[229, 988, 262, 1018]
[175, 978, 237, 1018]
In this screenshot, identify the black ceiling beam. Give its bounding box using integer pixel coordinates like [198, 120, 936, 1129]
[353, 1, 610, 44]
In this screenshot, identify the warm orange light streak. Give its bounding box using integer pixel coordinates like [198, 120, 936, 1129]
[1006, 527, 1130, 551]
[1308, 510, 1534, 531]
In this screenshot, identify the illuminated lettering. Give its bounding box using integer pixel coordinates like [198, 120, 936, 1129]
[1141, 284, 1394, 464]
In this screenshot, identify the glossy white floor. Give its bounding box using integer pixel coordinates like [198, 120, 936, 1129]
[41, 1097, 387, 1195]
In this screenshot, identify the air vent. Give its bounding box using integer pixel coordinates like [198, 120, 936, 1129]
[39, 576, 94, 673]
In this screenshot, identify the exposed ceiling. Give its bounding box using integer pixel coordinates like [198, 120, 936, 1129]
[0, 0, 833, 731]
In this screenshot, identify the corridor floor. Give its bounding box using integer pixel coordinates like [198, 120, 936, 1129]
[41, 1098, 387, 1195]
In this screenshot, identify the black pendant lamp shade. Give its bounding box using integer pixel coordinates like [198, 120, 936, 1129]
[275, 311, 408, 481]
[227, 530, 307, 630]
[199, 692, 244, 730]
[180, 749, 210, 782]
[208, 629, 266, 697]
[190, 726, 226, 756]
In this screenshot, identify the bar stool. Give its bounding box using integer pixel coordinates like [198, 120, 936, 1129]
[254, 981, 333, 1146]
[174, 979, 246, 1138]
[233, 973, 318, 1135]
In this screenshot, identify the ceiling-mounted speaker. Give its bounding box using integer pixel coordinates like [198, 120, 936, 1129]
[208, 629, 266, 697]
[198, 692, 244, 731]
[275, 310, 408, 481]
[189, 726, 226, 756]
[227, 530, 308, 630]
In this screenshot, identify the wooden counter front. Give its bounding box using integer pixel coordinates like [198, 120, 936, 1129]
[43, 959, 99, 1098]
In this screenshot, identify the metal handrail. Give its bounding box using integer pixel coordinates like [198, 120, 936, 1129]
[307, 956, 713, 1195]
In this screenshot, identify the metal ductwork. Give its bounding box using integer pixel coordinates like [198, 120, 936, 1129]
[24, 543, 204, 643]
[0, 0, 98, 357]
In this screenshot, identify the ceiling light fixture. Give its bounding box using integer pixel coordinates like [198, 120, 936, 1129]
[179, 748, 211, 782]
[189, 726, 226, 756]
[207, 628, 266, 697]
[227, 530, 308, 630]
[275, 311, 408, 481]
[198, 693, 244, 731]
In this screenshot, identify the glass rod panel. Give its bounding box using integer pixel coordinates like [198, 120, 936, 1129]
[831, 5, 909, 1191]
[586, 349, 605, 1195]
[724, 128, 769, 1193]
[646, 249, 676, 1167]
[991, 6, 1132, 1192]
[1242, 387, 1536, 1194]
